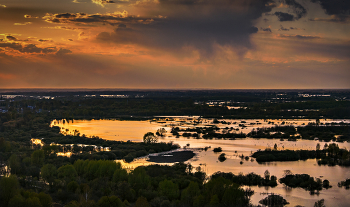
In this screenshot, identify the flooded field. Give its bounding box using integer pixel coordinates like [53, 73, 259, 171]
[51, 118, 350, 207]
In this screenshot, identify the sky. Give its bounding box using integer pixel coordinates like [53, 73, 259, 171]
[0, 0, 349, 89]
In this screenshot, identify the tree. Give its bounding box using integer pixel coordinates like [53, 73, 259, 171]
[274, 143, 278, 151]
[43, 145, 59, 156]
[98, 196, 123, 207]
[135, 196, 150, 207]
[159, 179, 179, 200]
[31, 150, 44, 167]
[218, 153, 226, 162]
[143, 132, 158, 144]
[264, 170, 270, 180]
[316, 143, 321, 151]
[222, 184, 247, 207]
[181, 181, 200, 205]
[37, 192, 52, 207]
[58, 164, 78, 183]
[314, 199, 325, 207]
[8, 194, 25, 207]
[41, 164, 57, 187]
[112, 169, 128, 183]
[26, 197, 42, 207]
[0, 175, 19, 207]
[156, 128, 166, 137]
[8, 154, 21, 174]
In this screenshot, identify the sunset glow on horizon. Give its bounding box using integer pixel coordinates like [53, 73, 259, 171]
[0, 0, 349, 89]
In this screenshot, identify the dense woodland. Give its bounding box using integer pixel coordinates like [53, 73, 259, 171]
[0, 89, 349, 206]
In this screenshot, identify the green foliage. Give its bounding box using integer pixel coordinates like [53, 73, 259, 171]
[0, 137, 11, 152]
[97, 196, 123, 207]
[9, 154, 21, 174]
[37, 192, 52, 207]
[135, 196, 150, 207]
[158, 179, 180, 200]
[41, 164, 57, 186]
[8, 194, 25, 207]
[42, 145, 59, 156]
[57, 164, 78, 183]
[181, 181, 200, 205]
[74, 159, 120, 181]
[128, 167, 151, 193]
[222, 184, 247, 207]
[31, 150, 45, 167]
[26, 197, 42, 207]
[193, 194, 205, 207]
[67, 181, 79, 193]
[113, 168, 128, 183]
[0, 175, 20, 207]
[209, 195, 220, 206]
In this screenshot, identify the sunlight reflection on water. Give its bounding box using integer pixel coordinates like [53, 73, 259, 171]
[51, 118, 350, 207]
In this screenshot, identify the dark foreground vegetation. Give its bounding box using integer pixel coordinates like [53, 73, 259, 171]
[1, 160, 280, 207]
[251, 143, 350, 166]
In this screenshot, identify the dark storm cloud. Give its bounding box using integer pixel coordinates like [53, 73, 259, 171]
[309, 16, 350, 23]
[289, 26, 304, 30]
[97, 0, 276, 56]
[274, 11, 295, 21]
[278, 34, 321, 39]
[278, 25, 304, 31]
[43, 12, 155, 26]
[261, 27, 272, 32]
[279, 25, 289, 31]
[281, 0, 307, 19]
[311, 0, 350, 22]
[311, 0, 350, 16]
[0, 42, 57, 54]
[6, 36, 17, 41]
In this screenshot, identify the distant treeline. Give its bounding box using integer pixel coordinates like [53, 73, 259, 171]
[1, 90, 349, 120]
[248, 124, 350, 142]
